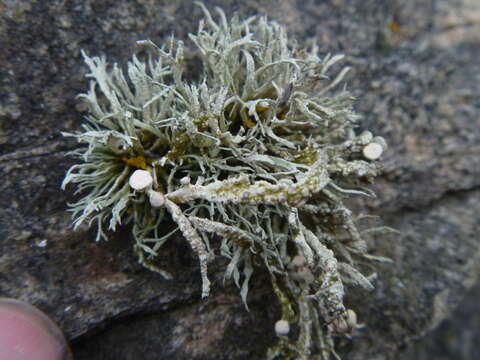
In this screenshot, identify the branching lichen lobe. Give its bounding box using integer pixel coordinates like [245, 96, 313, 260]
[62, 3, 391, 358]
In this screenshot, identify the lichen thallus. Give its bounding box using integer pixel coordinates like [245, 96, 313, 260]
[62, 3, 393, 358]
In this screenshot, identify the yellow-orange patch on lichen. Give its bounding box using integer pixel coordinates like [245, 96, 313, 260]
[245, 118, 256, 128]
[121, 156, 147, 169]
[390, 21, 400, 33]
[255, 104, 269, 113]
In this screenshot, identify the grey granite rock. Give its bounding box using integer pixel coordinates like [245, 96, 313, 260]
[0, 0, 479, 359]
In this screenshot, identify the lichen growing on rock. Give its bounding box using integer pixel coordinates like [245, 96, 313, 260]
[62, 3, 390, 358]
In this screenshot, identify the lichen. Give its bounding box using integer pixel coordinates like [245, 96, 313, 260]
[62, 3, 392, 358]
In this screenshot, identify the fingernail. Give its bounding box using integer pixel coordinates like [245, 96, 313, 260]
[0, 298, 73, 360]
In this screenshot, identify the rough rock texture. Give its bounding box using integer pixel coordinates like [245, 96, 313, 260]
[0, 0, 479, 359]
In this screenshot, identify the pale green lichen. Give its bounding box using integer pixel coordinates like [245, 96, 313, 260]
[62, 3, 391, 358]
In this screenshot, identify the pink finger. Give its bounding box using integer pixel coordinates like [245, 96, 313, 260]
[0, 298, 72, 360]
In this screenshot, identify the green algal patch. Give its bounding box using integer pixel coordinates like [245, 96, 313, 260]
[62, 3, 392, 359]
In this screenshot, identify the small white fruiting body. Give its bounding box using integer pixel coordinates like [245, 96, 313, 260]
[345, 308, 357, 329]
[129, 170, 153, 191]
[371, 136, 387, 151]
[358, 130, 373, 144]
[180, 176, 191, 186]
[275, 320, 290, 336]
[362, 142, 383, 160]
[331, 308, 359, 333]
[148, 190, 165, 208]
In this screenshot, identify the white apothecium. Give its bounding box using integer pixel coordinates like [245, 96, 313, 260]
[274, 320, 290, 336]
[129, 170, 153, 192]
[148, 190, 165, 208]
[362, 142, 384, 161]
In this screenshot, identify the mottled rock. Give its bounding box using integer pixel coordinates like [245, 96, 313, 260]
[1, 0, 479, 359]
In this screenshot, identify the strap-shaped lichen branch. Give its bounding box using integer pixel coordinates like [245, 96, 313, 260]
[166, 158, 330, 207]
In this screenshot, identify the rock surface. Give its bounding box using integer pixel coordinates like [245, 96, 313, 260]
[0, 0, 479, 359]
